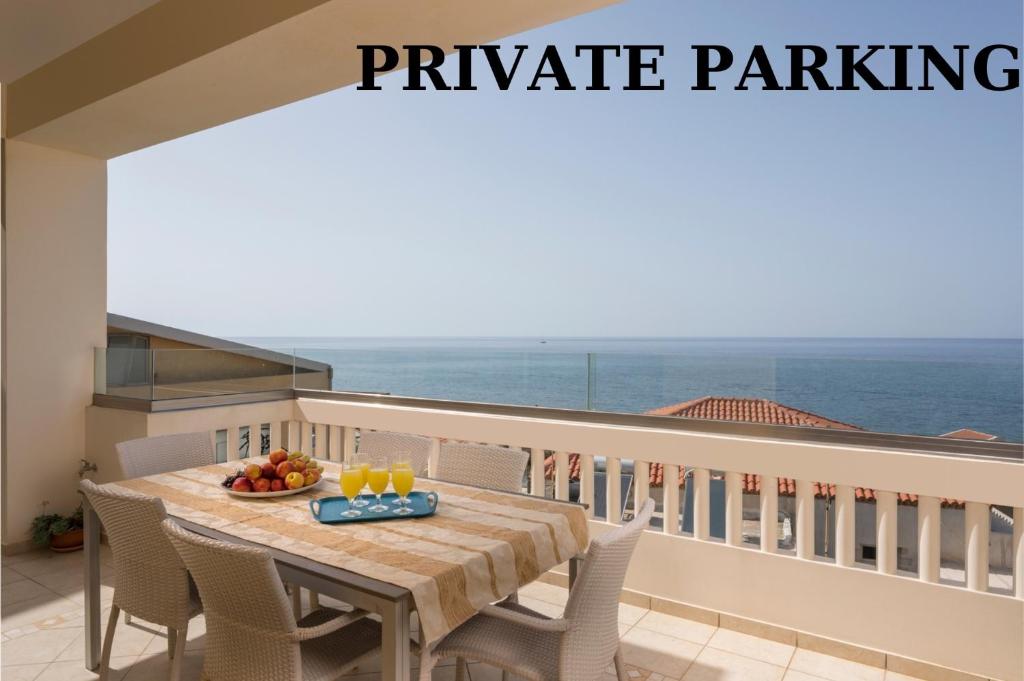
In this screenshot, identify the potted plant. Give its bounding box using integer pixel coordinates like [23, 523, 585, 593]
[31, 503, 84, 552]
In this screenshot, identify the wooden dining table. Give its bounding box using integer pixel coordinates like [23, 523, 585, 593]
[83, 461, 589, 681]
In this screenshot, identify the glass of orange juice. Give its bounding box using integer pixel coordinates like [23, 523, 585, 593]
[391, 456, 415, 515]
[349, 457, 371, 508]
[366, 456, 391, 513]
[339, 464, 364, 518]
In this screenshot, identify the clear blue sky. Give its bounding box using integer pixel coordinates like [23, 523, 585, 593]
[108, 0, 1023, 338]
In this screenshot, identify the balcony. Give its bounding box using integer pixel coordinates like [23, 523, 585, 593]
[24, 385, 1011, 681]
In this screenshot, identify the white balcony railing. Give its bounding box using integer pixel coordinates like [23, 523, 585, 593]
[86, 390, 1024, 681]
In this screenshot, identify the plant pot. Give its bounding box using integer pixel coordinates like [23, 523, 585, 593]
[50, 528, 84, 553]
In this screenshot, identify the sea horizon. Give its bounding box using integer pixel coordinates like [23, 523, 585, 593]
[228, 337, 1023, 443]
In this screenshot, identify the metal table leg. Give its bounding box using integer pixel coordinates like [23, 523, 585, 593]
[380, 596, 411, 681]
[83, 497, 102, 671]
[569, 553, 584, 589]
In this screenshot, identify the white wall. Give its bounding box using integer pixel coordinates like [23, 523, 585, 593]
[2, 140, 106, 546]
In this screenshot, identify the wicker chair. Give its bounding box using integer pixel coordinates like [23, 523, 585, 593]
[79, 480, 202, 681]
[357, 430, 433, 475]
[428, 499, 656, 681]
[116, 431, 215, 479]
[435, 442, 529, 493]
[161, 519, 394, 681]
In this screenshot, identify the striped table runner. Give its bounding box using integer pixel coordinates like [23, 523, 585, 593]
[107, 460, 589, 643]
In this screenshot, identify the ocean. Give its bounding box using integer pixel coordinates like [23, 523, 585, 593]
[234, 337, 1024, 443]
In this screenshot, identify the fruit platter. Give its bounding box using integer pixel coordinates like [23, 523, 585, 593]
[222, 448, 325, 498]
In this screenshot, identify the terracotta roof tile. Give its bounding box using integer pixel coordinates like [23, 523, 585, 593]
[542, 396, 962, 507]
[939, 428, 998, 441]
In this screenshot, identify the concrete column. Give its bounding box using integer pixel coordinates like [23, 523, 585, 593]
[554, 451, 569, 501]
[2, 141, 107, 546]
[529, 447, 545, 497]
[1013, 507, 1023, 598]
[580, 454, 595, 518]
[834, 485, 855, 567]
[663, 465, 680, 535]
[634, 460, 650, 520]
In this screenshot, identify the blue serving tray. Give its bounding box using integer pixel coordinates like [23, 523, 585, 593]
[309, 491, 438, 524]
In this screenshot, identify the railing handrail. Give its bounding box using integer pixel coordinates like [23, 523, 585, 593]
[93, 387, 1024, 462]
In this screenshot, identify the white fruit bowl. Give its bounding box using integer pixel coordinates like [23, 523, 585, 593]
[224, 478, 325, 499]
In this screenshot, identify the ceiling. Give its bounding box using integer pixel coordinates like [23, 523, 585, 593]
[0, 0, 159, 82]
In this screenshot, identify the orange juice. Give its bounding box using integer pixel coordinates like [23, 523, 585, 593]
[341, 468, 364, 499]
[358, 462, 371, 485]
[367, 467, 390, 495]
[392, 467, 414, 497]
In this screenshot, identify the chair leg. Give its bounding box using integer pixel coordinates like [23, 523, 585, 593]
[100, 605, 120, 681]
[501, 671, 510, 681]
[167, 627, 176, 659]
[169, 623, 187, 681]
[309, 590, 320, 611]
[614, 647, 628, 681]
[124, 612, 132, 625]
[454, 657, 467, 681]
[290, 585, 302, 619]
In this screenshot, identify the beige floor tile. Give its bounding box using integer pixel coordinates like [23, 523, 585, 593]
[122, 648, 203, 681]
[466, 663, 529, 680]
[33, 657, 136, 681]
[30, 567, 116, 606]
[2, 566, 30, 584]
[683, 647, 785, 681]
[517, 581, 569, 606]
[617, 602, 650, 627]
[515, 595, 564, 619]
[620, 627, 703, 678]
[57, 610, 162, 662]
[1, 592, 80, 632]
[634, 611, 717, 645]
[784, 671, 832, 681]
[885, 673, 929, 681]
[2, 580, 59, 607]
[789, 649, 884, 681]
[706, 627, 795, 667]
[0, 627, 80, 666]
[2, 550, 48, 567]
[9, 553, 88, 579]
[0, 663, 49, 681]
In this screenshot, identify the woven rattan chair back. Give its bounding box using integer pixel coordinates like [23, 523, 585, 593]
[560, 499, 655, 681]
[79, 480, 194, 630]
[357, 430, 432, 475]
[435, 442, 528, 493]
[162, 519, 303, 681]
[116, 431, 215, 479]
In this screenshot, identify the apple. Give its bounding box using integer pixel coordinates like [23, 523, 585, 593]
[252, 478, 272, 493]
[292, 459, 307, 473]
[268, 449, 288, 466]
[231, 477, 253, 493]
[303, 469, 321, 487]
[275, 461, 294, 479]
[284, 471, 305, 490]
[244, 463, 262, 482]
[260, 462, 276, 478]
[270, 479, 285, 492]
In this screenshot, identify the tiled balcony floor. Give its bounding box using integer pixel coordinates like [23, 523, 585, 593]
[2, 548, 930, 681]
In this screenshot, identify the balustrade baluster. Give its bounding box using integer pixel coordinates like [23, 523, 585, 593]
[663, 464, 680, 535]
[917, 495, 940, 582]
[834, 484, 855, 567]
[965, 501, 990, 592]
[760, 476, 778, 553]
[555, 451, 569, 501]
[606, 457, 621, 524]
[795, 479, 814, 560]
[528, 448, 545, 496]
[692, 467, 710, 540]
[724, 471, 742, 546]
[876, 491, 897, 574]
[580, 455, 595, 519]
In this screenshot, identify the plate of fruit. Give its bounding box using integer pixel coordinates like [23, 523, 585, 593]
[222, 449, 325, 497]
